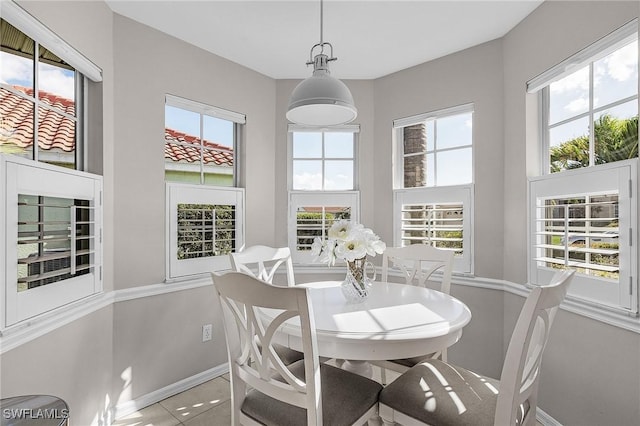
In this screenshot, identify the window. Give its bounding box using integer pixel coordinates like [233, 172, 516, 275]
[164, 95, 245, 279]
[529, 161, 636, 314]
[0, 15, 100, 170]
[165, 94, 241, 186]
[288, 125, 359, 263]
[1, 155, 103, 328]
[288, 191, 359, 264]
[527, 20, 638, 315]
[291, 129, 355, 190]
[528, 20, 638, 173]
[166, 183, 244, 278]
[393, 104, 474, 273]
[0, 4, 103, 329]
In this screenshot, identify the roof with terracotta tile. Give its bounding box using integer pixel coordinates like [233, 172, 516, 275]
[0, 85, 76, 152]
[0, 86, 234, 166]
[165, 128, 233, 167]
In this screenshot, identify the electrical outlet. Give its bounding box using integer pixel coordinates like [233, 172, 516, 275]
[202, 324, 212, 342]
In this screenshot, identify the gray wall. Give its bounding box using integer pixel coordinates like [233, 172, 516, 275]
[502, 2, 640, 425]
[1, 2, 639, 426]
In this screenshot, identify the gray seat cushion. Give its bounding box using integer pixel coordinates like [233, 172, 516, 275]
[242, 361, 382, 426]
[379, 359, 529, 426]
[273, 343, 305, 365]
[388, 353, 435, 368]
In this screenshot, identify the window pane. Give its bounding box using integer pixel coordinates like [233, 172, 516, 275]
[18, 194, 92, 291]
[400, 203, 464, 255]
[426, 153, 435, 186]
[594, 40, 638, 108]
[436, 147, 472, 186]
[325, 132, 353, 158]
[426, 120, 435, 152]
[594, 100, 639, 165]
[549, 66, 589, 125]
[1, 20, 34, 94]
[0, 87, 34, 159]
[403, 124, 426, 155]
[404, 154, 426, 188]
[203, 114, 233, 149]
[436, 112, 473, 150]
[293, 132, 322, 158]
[537, 195, 619, 280]
[165, 105, 200, 136]
[165, 102, 237, 185]
[38, 106, 75, 168]
[296, 206, 351, 251]
[324, 160, 353, 190]
[38, 45, 75, 107]
[293, 160, 322, 190]
[177, 203, 236, 259]
[549, 116, 589, 172]
[203, 146, 234, 186]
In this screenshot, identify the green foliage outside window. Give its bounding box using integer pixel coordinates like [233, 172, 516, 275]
[296, 210, 351, 251]
[550, 115, 639, 172]
[177, 204, 235, 259]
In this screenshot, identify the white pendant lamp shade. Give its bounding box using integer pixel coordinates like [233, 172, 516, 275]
[287, 58, 357, 126]
[286, 0, 357, 126]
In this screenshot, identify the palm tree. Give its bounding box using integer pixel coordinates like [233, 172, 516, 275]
[550, 114, 639, 172]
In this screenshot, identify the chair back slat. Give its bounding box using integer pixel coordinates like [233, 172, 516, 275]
[382, 244, 454, 294]
[230, 245, 296, 287]
[494, 269, 574, 426]
[213, 271, 323, 424]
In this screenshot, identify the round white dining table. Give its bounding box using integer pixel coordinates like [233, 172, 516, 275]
[265, 280, 472, 373]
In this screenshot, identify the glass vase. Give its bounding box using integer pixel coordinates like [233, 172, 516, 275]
[341, 257, 376, 303]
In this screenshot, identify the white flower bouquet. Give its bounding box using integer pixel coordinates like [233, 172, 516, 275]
[311, 220, 386, 301]
[311, 220, 386, 265]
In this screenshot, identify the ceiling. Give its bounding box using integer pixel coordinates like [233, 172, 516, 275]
[105, 0, 543, 80]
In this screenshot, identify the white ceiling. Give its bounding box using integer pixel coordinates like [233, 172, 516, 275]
[105, 0, 543, 80]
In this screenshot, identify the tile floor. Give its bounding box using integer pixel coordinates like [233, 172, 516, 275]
[112, 368, 545, 426]
[112, 374, 232, 426]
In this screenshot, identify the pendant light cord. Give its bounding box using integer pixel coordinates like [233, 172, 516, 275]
[308, 0, 335, 64]
[320, 0, 324, 46]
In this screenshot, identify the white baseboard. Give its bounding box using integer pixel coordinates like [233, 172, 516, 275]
[113, 363, 229, 423]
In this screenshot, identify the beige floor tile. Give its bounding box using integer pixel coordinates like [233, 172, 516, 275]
[159, 377, 231, 423]
[111, 403, 180, 426]
[182, 400, 232, 426]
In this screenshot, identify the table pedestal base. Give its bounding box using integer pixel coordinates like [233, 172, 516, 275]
[340, 359, 373, 378]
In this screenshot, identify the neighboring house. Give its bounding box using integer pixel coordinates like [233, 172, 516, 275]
[0, 86, 234, 183]
[0, 85, 75, 166]
[164, 127, 233, 185]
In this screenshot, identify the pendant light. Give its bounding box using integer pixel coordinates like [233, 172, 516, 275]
[286, 0, 357, 126]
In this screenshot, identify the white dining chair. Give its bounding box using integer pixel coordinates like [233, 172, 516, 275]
[230, 245, 303, 365]
[374, 244, 455, 383]
[230, 245, 296, 287]
[212, 271, 382, 426]
[378, 268, 575, 426]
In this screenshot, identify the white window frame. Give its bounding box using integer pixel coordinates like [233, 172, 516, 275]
[393, 103, 473, 189]
[528, 160, 637, 315]
[165, 94, 244, 186]
[527, 19, 638, 174]
[287, 125, 360, 264]
[166, 182, 244, 279]
[0, 4, 103, 330]
[1, 154, 103, 329]
[164, 96, 246, 280]
[1, 3, 103, 171]
[288, 190, 360, 265]
[392, 104, 474, 274]
[393, 185, 474, 274]
[287, 124, 359, 191]
[527, 20, 639, 316]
